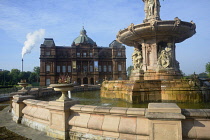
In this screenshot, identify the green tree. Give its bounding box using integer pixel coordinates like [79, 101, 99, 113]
[206, 62, 210, 77]
[10, 69, 21, 85]
[19, 71, 30, 81]
[127, 65, 134, 78]
[29, 72, 37, 83]
[0, 70, 10, 86]
[33, 66, 40, 82]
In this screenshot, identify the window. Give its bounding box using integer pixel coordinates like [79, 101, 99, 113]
[46, 65, 50, 72]
[103, 65, 107, 72]
[90, 53, 93, 57]
[94, 61, 98, 71]
[57, 66, 60, 73]
[118, 64, 122, 71]
[99, 65, 101, 72]
[45, 51, 50, 55]
[62, 66, 66, 73]
[68, 66, 71, 72]
[46, 79, 50, 86]
[118, 52, 121, 56]
[90, 65, 93, 72]
[77, 52, 80, 57]
[108, 65, 112, 72]
[83, 52, 86, 57]
[83, 66, 87, 72]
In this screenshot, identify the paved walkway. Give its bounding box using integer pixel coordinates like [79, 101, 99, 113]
[0, 106, 56, 140]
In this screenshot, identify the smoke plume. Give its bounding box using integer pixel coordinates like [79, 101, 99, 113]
[21, 29, 45, 58]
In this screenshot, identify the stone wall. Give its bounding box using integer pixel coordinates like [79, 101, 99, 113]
[101, 79, 210, 103]
[68, 105, 149, 140]
[11, 97, 210, 140]
[100, 80, 161, 103]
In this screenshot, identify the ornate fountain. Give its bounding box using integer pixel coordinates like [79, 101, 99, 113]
[116, 0, 196, 80]
[101, 0, 210, 103]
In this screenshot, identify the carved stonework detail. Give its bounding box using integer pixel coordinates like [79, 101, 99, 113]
[174, 17, 181, 27]
[157, 44, 172, 69]
[143, 0, 161, 22]
[190, 20, 196, 30]
[150, 20, 157, 30]
[132, 48, 143, 70]
[128, 23, 136, 34]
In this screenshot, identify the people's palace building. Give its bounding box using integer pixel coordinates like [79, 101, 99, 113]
[40, 28, 127, 86]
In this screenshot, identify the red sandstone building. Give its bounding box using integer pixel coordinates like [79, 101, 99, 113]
[40, 28, 127, 86]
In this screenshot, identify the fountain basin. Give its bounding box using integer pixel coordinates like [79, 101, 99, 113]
[49, 84, 74, 101]
[117, 20, 196, 46]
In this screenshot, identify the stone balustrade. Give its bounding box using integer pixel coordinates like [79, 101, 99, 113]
[21, 99, 50, 131]
[11, 96, 210, 140]
[182, 109, 210, 139]
[69, 105, 149, 140]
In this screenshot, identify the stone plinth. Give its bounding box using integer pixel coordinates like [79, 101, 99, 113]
[144, 70, 182, 81]
[130, 69, 144, 81]
[9, 91, 28, 112]
[146, 103, 185, 140]
[46, 100, 78, 140]
[12, 95, 35, 123]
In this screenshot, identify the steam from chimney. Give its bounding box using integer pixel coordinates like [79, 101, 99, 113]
[21, 29, 45, 58]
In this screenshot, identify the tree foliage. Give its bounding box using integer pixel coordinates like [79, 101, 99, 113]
[0, 66, 40, 86]
[206, 62, 210, 77]
[127, 65, 134, 78]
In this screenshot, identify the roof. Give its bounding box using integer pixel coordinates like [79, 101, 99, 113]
[43, 38, 55, 47]
[72, 27, 96, 46]
[109, 40, 125, 48]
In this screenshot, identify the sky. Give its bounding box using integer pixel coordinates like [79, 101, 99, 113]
[0, 0, 210, 75]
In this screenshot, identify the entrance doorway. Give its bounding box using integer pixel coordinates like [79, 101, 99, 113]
[83, 77, 88, 84]
[90, 78, 94, 85]
[77, 78, 81, 85]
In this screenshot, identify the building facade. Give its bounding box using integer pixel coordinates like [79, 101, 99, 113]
[40, 28, 127, 86]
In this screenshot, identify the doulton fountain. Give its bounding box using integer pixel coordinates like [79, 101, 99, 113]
[101, 0, 210, 103]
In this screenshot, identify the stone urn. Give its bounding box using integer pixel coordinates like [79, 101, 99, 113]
[49, 84, 74, 101]
[18, 80, 29, 90]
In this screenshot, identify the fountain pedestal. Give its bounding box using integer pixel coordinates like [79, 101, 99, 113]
[18, 82, 29, 92]
[49, 84, 74, 101]
[47, 83, 78, 139]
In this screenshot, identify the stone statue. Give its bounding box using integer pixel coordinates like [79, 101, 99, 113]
[142, 0, 161, 22]
[157, 43, 173, 69]
[128, 23, 136, 34]
[158, 50, 169, 68]
[132, 48, 143, 70]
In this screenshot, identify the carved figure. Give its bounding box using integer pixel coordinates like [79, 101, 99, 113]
[174, 17, 181, 27]
[128, 23, 136, 34]
[143, 0, 148, 19]
[157, 43, 174, 69]
[158, 50, 169, 68]
[190, 20, 196, 30]
[132, 48, 143, 70]
[148, 0, 155, 16]
[142, 0, 161, 21]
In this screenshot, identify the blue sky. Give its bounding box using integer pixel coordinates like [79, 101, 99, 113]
[0, 0, 209, 75]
